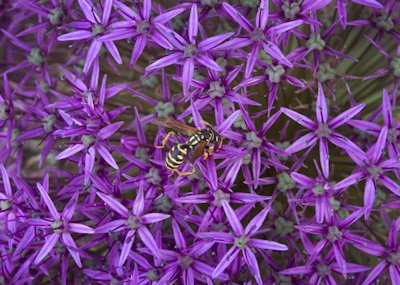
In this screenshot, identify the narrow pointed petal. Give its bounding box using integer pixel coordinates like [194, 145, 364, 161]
[55, 144, 86, 160]
[281, 107, 317, 129]
[256, 0, 269, 29]
[119, 230, 136, 266]
[319, 138, 329, 178]
[141, 213, 170, 224]
[245, 208, 269, 235]
[188, 4, 198, 44]
[34, 233, 60, 265]
[243, 248, 262, 285]
[371, 126, 388, 164]
[222, 2, 253, 32]
[364, 179, 375, 219]
[57, 30, 92, 41]
[328, 103, 366, 129]
[183, 58, 194, 95]
[62, 232, 82, 268]
[316, 82, 328, 123]
[198, 33, 234, 52]
[83, 40, 102, 74]
[96, 144, 119, 169]
[145, 53, 181, 72]
[37, 182, 60, 220]
[285, 132, 318, 154]
[138, 226, 160, 257]
[249, 239, 288, 251]
[382, 89, 393, 126]
[361, 261, 387, 285]
[97, 192, 129, 217]
[1, 164, 12, 197]
[221, 200, 244, 235]
[102, 0, 113, 24]
[212, 246, 240, 279]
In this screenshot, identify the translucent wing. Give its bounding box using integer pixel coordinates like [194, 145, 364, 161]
[153, 117, 198, 136]
[189, 141, 208, 163]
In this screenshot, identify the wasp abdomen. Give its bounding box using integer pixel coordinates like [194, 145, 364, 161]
[166, 143, 188, 171]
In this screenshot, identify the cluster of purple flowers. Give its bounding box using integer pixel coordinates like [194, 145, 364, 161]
[0, 0, 399, 284]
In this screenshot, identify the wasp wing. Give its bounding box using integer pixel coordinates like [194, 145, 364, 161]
[189, 141, 208, 163]
[153, 117, 198, 136]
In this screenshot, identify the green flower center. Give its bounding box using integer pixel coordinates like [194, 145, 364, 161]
[0, 103, 9, 120]
[388, 128, 399, 143]
[316, 63, 336, 82]
[244, 132, 262, 149]
[28, 48, 43, 66]
[137, 20, 150, 35]
[234, 115, 247, 131]
[281, 1, 300, 19]
[40, 81, 50, 93]
[316, 263, 331, 276]
[312, 183, 326, 196]
[327, 226, 343, 242]
[184, 44, 197, 57]
[367, 165, 383, 180]
[82, 135, 94, 147]
[51, 220, 63, 234]
[234, 236, 249, 249]
[277, 172, 296, 192]
[92, 24, 104, 36]
[213, 189, 230, 207]
[43, 115, 57, 133]
[376, 13, 394, 31]
[387, 252, 400, 265]
[147, 268, 162, 281]
[154, 196, 173, 212]
[0, 200, 11, 211]
[208, 81, 225, 98]
[178, 255, 193, 269]
[390, 58, 400, 77]
[266, 65, 285, 83]
[126, 215, 140, 230]
[274, 217, 294, 236]
[315, 123, 332, 138]
[48, 8, 63, 25]
[250, 28, 265, 42]
[306, 34, 326, 51]
[135, 147, 150, 162]
[242, 153, 251, 165]
[146, 168, 162, 185]
[155, 102, 174, 118]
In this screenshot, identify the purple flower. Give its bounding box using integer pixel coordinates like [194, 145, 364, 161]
[95, 181, 170, 266]
[57, 0, 122, 73]
[145, 4, 233, 95]
[30, 174, 94, 267]
[333, 127, 400, 219]
[281, 82, 365, 178]
[197, 201, 288, 284]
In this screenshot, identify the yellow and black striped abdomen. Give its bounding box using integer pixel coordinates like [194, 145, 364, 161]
[165, 143, 188, 171]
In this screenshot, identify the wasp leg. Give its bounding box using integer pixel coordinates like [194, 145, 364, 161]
[155, 131, 176, 149]
[216, 138, 223, 151]
[174, 168, 195, 176]
[199, 120, 213, 128]
[203, 145, 215, 160]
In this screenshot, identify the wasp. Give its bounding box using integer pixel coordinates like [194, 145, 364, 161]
[154, 117, 223, 176]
